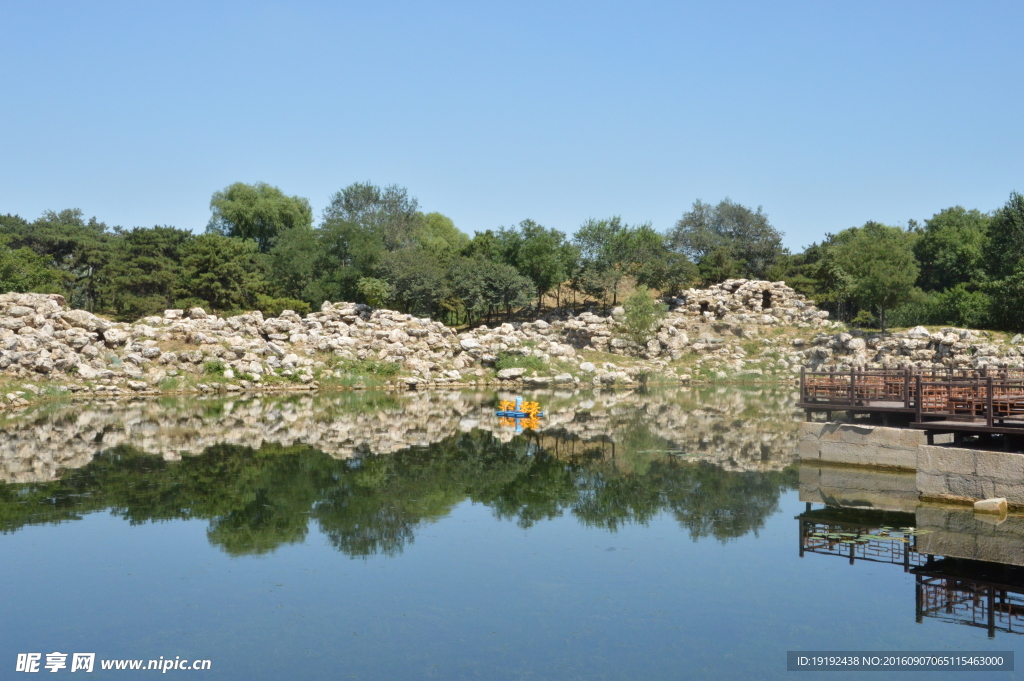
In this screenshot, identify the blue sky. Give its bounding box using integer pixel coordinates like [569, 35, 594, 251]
[1, 1, 1021, 250]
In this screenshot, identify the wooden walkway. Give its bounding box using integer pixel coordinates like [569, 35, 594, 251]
[798, 367, 1024, 443]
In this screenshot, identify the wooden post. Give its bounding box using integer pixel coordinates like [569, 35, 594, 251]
[800, 366, 806, 403]
[915, 375, 922, 423]
[986, 376, 994, 428]
[903, 368, 910, 408]
[849, 369, 855, 405]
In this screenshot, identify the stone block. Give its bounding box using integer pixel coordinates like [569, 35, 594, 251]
[917, 471, 951, 496]
[944, 474, 992, 500]
[797, 440, 821, 459]
[992, 482, 1024, 507]
[917, 445, 976, 477]
[975, 450, 1024, 481]
[798, 422, 823, 441]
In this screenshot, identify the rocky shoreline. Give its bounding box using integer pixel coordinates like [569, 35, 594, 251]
[3, 276, 1023, 409]
[0, 280, 827, 405]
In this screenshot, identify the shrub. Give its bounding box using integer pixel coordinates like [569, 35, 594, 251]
[202, 360, 226, 376]
[619, 286, 668, 354]
[255, 294, 311, 318]
[494, 352, 546, 373]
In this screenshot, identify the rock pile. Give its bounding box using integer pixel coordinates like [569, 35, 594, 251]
[797, 326, 1024, 371]
[670, 279, 828, 326]
[0, 283, 829, 394]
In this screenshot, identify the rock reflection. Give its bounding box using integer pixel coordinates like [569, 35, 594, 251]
[0, 387, 802, 556]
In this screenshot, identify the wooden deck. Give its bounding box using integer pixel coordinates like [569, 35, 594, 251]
[798, 367, 1024, 441]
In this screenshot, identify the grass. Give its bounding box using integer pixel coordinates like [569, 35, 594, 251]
[494, 352, 546, 374]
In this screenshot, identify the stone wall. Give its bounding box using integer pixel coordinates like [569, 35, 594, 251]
[797, 422, 940, 469]
[917, 445, 1024, 507]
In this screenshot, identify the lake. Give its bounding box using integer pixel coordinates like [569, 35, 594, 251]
[0, 388, 1019, 679]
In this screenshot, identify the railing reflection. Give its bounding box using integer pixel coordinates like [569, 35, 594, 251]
[798, 500, 1024, 638]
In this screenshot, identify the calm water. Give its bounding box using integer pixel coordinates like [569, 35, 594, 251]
[0, 388, 1020, 680]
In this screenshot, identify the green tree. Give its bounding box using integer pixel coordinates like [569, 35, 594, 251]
[502, 220, 571, 308]
[376, 248, 449, 317]
[0, 236, 66, 293]
[984, 192, 1024, 281]
[448, 257, 534, 325]
[412, 213, 469, 267]
[98, 226, 193, 319]
[826, 222, 919, 332]
[322, 182, 422, 251]
[207, 182, 313, 253]
[914, 206, 990, 291]
[356, 277, 392, 308]
[0, 209, 114, 309]
[573, 217, 629, 307]
[619, 286, 668, 354]
[668, 198, 783, 281]
[267, 224, 319, 302]
[177, 234, 268, 312]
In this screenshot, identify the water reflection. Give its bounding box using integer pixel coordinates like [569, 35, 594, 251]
[0, 387, 802, 556]
[799, 463, 1024, 637]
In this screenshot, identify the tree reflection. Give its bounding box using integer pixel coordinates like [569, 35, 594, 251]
[0, 428, 796, 557]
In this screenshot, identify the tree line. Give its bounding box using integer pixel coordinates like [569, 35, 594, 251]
[2, 182, 1024, 331]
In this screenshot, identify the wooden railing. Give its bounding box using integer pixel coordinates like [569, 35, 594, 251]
[800, 368, 1024, 426]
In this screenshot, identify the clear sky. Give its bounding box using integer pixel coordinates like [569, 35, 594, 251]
[1, 0, 1021, 250]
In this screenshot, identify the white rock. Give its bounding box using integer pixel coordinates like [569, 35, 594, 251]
[974, 498, 1008, 514]
[459, 338, 481, 351]
[496, 367, 527, 380]
[907, 325, 931, 339]
[579, 362, 596, 373]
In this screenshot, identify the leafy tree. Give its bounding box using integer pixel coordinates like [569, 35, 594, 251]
[619, 286, 668, 354]
[356, 277, 392, 308]
[412, 213, 469, 267]
[573, 217, 630, 307]
[376, 248, 449, 317]
[914, 206, 990, 291]
[98, 226, 193, 319]
[621, 224, 696, 294]
[987, 264, 1024, 331]
[207, 182, 313, 253]
[448, 257, 534, 325]
[267, 224, 319, 302]
[0, 236, 66, 293]
[985, 192, 1024, 281]
[177, 234, 268, 312]
[668, 198, 783, 281]
[825, 222, 919, 332]
[307, 217, 386, 305]
[500, 220, 571, 308]
[322, 182, 422, 251]
[0, 209, 114, 309]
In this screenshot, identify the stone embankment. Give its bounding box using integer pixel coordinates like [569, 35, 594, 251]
[0, 280, 829, 400]
[0, 387, 801, 484]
